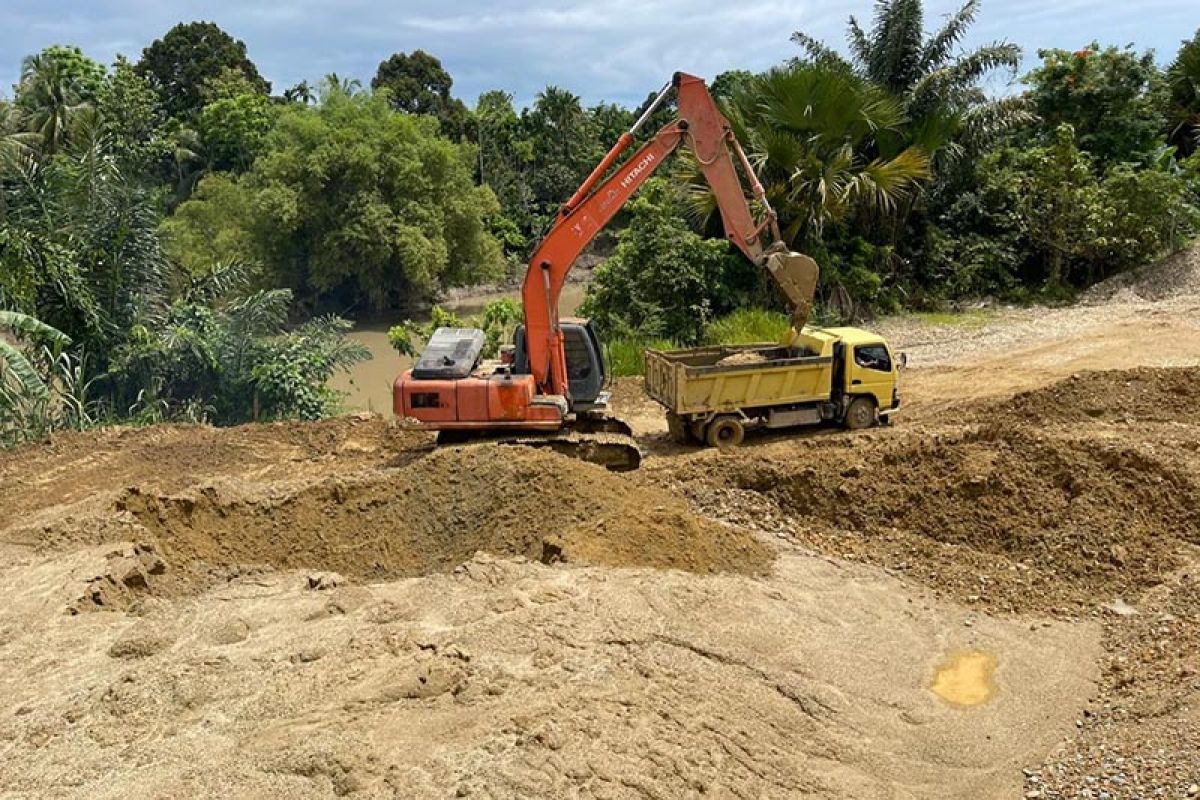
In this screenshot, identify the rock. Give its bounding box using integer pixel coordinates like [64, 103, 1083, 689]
[291, 646, 326, 664]
[306, 572, 343, 591]
[208, 618, 250, 645]
[1103, 599, 1139, 617]
[108, 624, 174, 659]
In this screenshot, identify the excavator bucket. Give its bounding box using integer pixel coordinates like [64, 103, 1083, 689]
[764, 250, 820, 329]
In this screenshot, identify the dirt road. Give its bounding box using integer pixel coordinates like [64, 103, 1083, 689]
[2, 247, 1199, 798]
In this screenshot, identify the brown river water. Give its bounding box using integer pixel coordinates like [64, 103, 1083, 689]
[330, 284, 588, 415]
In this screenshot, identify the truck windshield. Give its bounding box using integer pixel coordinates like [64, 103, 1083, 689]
[854, 344, 892, 372]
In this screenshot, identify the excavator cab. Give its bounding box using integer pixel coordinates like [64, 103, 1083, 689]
[512, 320, 608, 412]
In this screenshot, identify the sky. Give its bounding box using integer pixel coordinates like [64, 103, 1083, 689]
[1, 0, 1196, 108]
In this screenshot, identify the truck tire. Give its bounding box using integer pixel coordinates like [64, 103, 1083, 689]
[843, 396, 877, 430]
[705, 416, 745, 448]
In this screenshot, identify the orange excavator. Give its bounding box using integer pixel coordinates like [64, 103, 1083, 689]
[393, 72, 818, 469]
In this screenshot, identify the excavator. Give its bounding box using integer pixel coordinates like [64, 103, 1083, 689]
[393, 72, 819, 470]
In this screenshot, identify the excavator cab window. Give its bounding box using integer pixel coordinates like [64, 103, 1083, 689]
[511, 322, 605, 409]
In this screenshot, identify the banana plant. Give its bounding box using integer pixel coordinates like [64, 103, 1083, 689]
[0, 310, 74, 445]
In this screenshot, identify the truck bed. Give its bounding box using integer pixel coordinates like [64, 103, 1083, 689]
[644, 341, 836, 418]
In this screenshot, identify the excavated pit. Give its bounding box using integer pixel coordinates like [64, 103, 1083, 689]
[114, 445, 772, 589]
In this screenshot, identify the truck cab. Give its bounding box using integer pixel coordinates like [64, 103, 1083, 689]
[822, 327, 903, 423]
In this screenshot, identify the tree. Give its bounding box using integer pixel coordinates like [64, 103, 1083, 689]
[107, 263, 369, 424]
[96, 56, 172, 179]
[136, 22, 270, 119]
[196, 91, 274, 172]
[792, 0, 1025, 167]
[0, 310, 83, 446]
[371, 50, 469, 138]
[12, 46, 106, 155]
[159, 173, 258, 273]
[1165, 29, 1200, 157]
[709, 70, 755, 102]
[1024, 44, 1164, 165]
[0, 112, 170, 398]
[523, 86, 599, 228]
[697, 64, 930, 245]
[941, 125, 1200, 294]
[167, 86, 504, 309]
[580, 179, 758, 344]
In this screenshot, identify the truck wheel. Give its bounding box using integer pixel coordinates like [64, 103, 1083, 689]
[705, 416, 745, 448]
[843, 396, 877, 430]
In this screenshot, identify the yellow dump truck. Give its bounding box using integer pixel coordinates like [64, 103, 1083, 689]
[644, 326, 902, 447]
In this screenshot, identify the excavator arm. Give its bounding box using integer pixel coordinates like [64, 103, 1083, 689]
[521, 72, 819, 397]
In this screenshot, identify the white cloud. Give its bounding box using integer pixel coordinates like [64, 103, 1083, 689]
[1, 0, 1193, 106]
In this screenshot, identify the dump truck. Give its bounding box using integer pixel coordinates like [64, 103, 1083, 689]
[644, 326, 903, 447]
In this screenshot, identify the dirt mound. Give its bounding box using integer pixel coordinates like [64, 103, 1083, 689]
[1083, 243, 1200, 304]
[978, 367, 1199, 425]
[0, 415, 432, 527]
[716, 351, 770, 367]
[115, 445, 771, 584]
[657, 420, 1200, 612]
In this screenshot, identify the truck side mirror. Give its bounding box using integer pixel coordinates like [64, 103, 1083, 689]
[898, 352, 908, 369]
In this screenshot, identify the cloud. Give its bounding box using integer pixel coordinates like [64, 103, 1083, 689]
[1, 0, 1193, 107]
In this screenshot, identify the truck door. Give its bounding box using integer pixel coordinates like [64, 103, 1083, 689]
[849, 343, 895, 409]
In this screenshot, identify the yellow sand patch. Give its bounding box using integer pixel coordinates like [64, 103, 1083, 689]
[931, 650, 998, 707]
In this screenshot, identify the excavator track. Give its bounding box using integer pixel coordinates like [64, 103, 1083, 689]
[436, 428, 641, 472]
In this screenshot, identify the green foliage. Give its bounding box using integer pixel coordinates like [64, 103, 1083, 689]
[167, 86, 503, 308]
[386, 322, 420, 357]
[11, 46, 106, 154]
[701, 309, 791, 345]
[581, 179, 756, 345]
[1166, 29, 1200, 157]
[603, 337, 677, 378]
[696, 63, 931, 248]
[249, 316, 370, 420]
[0, 310, 91, 446]
[18, 46, 105, 104]
[196, 91, 274, 171]
[1024, 44, 1164, 165]
[136, 22, 270, 120]
[477, 297, 522, 357]
[792, 0, 1026, 165]
[105, 265, 369, 424]
[929, 125, 1200, 295]
[159, 174, 258, 273]
[371, 50, 469, 139]
[96, 56, 172, 178]
[387, 299, 520, 361]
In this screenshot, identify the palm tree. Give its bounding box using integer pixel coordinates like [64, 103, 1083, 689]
[792, 0, 1026, 162]
[682, 64, 931, 246]
[15, 52, 94, 156]
[1166, 29, 1200, 157]
[532, 86, 590, 161]
[319, 74, 363, 99]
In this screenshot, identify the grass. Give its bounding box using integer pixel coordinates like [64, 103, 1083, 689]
[700, 308, 791, 345]
[603, 308, 793, 377]
[604, 337, 677, 377]
[906, 308, 996, 329]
